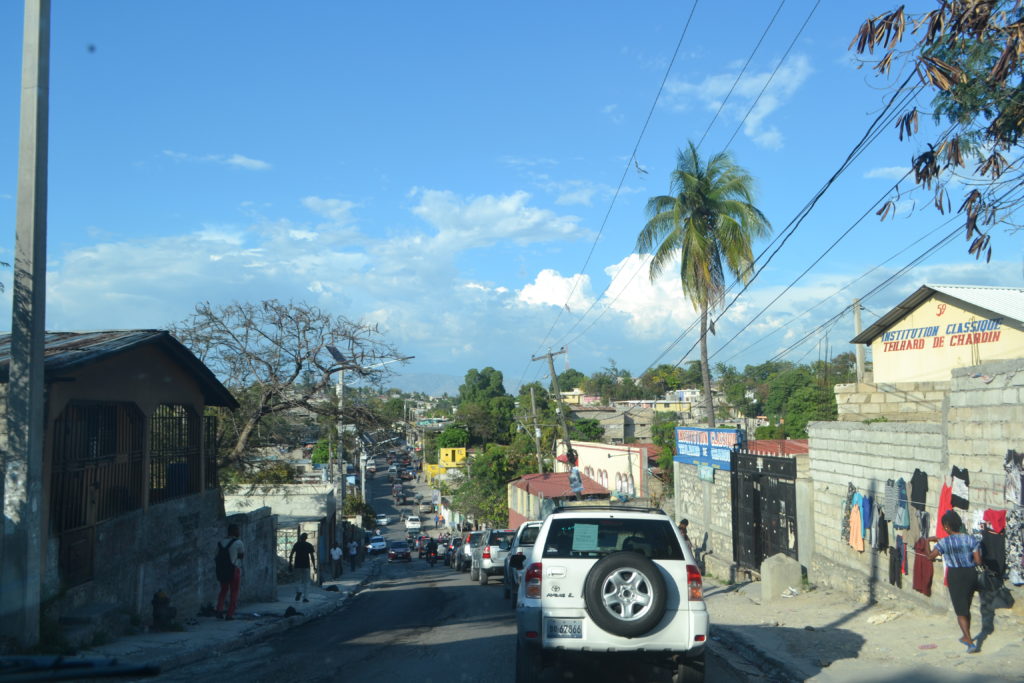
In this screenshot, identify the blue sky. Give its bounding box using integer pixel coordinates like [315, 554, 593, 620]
[0, 1, 1019, 395]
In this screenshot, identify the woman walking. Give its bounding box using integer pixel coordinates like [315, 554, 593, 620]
[928, 510, 983, 653]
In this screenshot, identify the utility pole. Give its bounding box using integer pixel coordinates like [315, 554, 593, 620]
[853, 298, 865, 383]
[2, 0, 50, 648]
[532, 348, 579, 498]
[529, 386, 543, 473]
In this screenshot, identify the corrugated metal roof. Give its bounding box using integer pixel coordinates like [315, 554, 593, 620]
[851, 283, 1024, 344]
[511, 472, 608, 498]
[0, 329, 237, 408]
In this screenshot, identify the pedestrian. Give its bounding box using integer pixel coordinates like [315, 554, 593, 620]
[677, 518, 693, 554]
[330, 542, 344, 579]
[289, 532, 316, 602]
[928, 509, 983, 653]
[215, 523, 245, 621]
[347, 538, 359, 572]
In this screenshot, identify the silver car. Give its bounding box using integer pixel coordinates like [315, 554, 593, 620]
[470, 528, 516, 585]
[454, 531, 484, 572]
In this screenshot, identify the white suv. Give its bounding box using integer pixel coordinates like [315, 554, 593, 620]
[511, 505, 708, 682]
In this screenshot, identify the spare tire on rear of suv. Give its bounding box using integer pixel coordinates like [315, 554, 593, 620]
[583, 551, 667, 638]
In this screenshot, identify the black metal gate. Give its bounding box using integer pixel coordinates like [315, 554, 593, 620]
[731, 449, 797, 571]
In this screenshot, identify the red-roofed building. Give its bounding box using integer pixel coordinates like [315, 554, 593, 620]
[745, 439, 809, 456]
[507, 472, 608, 528]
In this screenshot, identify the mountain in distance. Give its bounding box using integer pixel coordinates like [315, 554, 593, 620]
[386, 372, 461, 397]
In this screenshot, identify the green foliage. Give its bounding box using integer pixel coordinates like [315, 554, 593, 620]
[556, 369, 587, 392]
[436, 426, 469, 448]
[459, 367, 507, 404]
[342, 492, 376, 528]
[449, 445, 536, 526]
[783, 385, 837, 438]
[650, 411, 679, 484]
[754, 424, 785, 439]
[569, 418, 605, 442]
[220, 461, 297, 493]
[310, 439, 331, 465]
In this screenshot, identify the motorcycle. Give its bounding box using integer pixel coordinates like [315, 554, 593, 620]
[426, 549, 437, 566]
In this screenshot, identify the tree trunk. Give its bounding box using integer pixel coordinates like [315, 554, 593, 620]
[700, 304, 715, 428]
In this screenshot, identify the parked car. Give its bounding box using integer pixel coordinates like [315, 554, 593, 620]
[366, 462, 377, 473]
[511, 505, 707, 682]
[366, 535, 387, 554]
[405, 515, 422, 532]
[454, 531, 484, 572]
[419, 501, 433, 514]
[471, 528, 516, 585]
[388, 540, 412, 563]
[504, 521, 543, 601]
[375, 513, 389, 527]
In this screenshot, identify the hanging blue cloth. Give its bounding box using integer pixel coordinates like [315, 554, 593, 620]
[860, 495, 873, 540]
[894, 477, 910, 530]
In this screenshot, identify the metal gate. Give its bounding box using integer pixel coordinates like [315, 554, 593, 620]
[731, 449, 797, 571]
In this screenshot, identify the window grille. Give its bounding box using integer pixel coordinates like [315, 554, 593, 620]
[150, 404, 201, 504]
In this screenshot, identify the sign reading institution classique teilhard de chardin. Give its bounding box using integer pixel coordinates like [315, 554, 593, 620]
[871, 294, 1023, 383]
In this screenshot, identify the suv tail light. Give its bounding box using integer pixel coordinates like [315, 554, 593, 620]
[686, 564, 703, 601]
[482, 545, 491, 559]
[525, 562, 543, 599]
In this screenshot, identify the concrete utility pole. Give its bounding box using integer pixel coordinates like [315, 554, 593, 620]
[529, 386, 543, 473]
[532, 348, 576, 468]
[853, 298, 865, 382]
[2, 0, 50, 648]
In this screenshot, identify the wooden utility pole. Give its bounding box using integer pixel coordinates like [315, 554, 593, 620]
[2, 0, 50, 648]
[529, 386, 543, 473]
[532, 348, 575, 467]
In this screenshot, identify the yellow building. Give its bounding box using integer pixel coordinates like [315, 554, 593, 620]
[439, 447, 467, 468]
[852, 283, 1024, 383]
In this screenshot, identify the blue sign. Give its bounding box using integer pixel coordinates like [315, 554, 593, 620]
[673, 427, 744, 472]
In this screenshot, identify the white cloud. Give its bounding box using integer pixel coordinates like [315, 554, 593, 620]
[599, 254, 695, 334]
[288, 229, 317, 241]
[865, 166, 911, 180]
[162, 150, 271, 170]
[517, 269, 594, 310]
[302, 196, 358, 223]
[499, 156, 558, 168]
[664, 54, 813, 149]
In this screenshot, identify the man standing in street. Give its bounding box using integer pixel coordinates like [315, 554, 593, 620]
[215, 523, 245, 621]
[329, 542, 343, 579]
[347, 537, 359, 572]
[289, 533, 316, 602]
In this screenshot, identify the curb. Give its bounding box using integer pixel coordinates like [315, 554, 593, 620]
[149, 559, 383, 674]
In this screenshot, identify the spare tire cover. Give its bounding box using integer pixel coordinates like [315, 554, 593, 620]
[583, 551, 667, 638]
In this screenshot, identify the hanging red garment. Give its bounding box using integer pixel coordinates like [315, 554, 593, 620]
[983, 508, 1007, 534]
[912, 537, 934, 596]
[935, 483, 953, 539]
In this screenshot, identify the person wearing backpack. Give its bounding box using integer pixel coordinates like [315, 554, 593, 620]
[215, 524, 245, 620]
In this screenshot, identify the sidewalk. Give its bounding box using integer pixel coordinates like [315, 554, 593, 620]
[703, 578, 1024, 681]
[78, 555, 385, 675]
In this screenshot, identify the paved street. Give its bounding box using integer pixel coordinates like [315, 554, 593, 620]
[153, 464, 746, 683]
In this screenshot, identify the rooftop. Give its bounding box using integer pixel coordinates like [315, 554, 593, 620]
[511, 471, 608, 499]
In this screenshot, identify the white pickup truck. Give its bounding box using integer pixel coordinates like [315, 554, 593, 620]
[405, 515, 422, 531]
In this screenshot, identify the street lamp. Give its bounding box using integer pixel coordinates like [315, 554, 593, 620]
[325, 347, 413, 513]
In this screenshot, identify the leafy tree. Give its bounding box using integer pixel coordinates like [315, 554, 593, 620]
[650, 411, 680, 485]
[557, 368, 587, 392]
[784, 385, 837, 438]
[449, 445, 535, 526]
[436, 426, 469, 449]
[851, 3, 1024, 259]
[219, 460, 297, 494]
[569, 418, 605, 442]
[637, 142, 771, 428]
[342, 492, 376, 528]
[311, 438, 331, 465]
[171, 299, 406, 464]
[763, 367, 814, 420]
[458, 367, 507, 404]
[678, 361, 703, 388]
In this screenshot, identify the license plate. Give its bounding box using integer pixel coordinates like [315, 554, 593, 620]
[546, 618, 583, 639]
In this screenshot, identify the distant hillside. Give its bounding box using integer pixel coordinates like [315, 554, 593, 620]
[387, 372, 461, 397]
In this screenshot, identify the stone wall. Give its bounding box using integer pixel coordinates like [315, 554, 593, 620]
[808, 357, 1024, 614]
[834, 379, 949, 422]
[674, 461, 733, 579]
[51, 491, 278, 626]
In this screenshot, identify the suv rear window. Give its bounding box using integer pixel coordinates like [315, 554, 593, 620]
[518, 524, 541, 546]
[541, 517, 684, 560]
[487, 530, 515, 547]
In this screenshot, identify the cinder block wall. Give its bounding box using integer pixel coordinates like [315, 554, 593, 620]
[834, 380, 949, 422]
[809, 357, 1024, 613]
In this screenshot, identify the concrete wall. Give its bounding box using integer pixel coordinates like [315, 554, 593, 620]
[807, 357, 1024, 612]
[674, 460, 733, 578]
[224, 483, 336, 520]
[50, 491, 277, 625]
[834, 380, 949, 422]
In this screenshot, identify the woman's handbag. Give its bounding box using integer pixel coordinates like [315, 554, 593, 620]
[976, 567, 1015, 609]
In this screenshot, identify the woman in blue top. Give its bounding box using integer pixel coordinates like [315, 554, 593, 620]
[928, 510, 982, 653]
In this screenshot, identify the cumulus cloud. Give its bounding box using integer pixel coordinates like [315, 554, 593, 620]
[517, 269, 594, 310]
[664, 55, 813, 149]
[302, 196, 358, 224]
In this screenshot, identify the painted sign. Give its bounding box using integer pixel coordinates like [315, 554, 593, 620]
[673, 426, 744, 472]
[880, 317, 1004, 353]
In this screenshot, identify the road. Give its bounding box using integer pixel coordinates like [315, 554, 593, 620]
[156, 461, 749, 682]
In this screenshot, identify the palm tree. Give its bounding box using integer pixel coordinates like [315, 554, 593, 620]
[636, 141, 770, 428]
